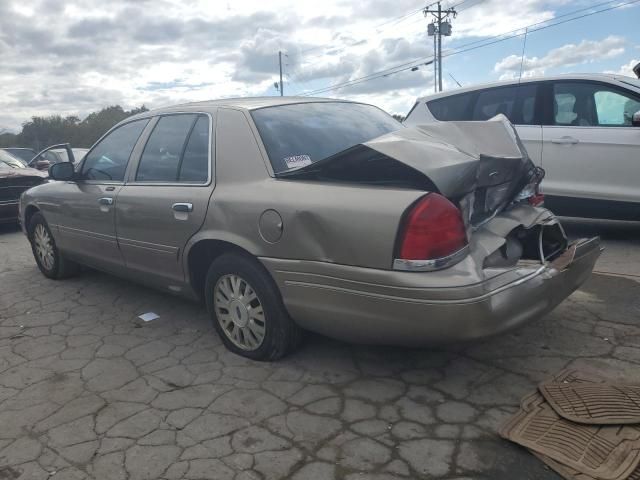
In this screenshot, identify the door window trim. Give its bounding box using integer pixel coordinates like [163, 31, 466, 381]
[542, 79, 640, 127]
[125, 111, 214, 187]
[78, 117, 152, 185]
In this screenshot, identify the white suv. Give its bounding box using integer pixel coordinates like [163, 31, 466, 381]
[404, 74, 640, 220]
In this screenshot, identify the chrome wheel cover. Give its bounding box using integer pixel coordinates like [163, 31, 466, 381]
[34, 224, 55, 271]
[213, 274, 266, 351]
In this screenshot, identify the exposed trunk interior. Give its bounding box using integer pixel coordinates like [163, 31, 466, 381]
[483, 222, 568, 268]
[278, 145, 438, 191]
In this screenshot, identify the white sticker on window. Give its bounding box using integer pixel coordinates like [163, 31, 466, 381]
[284, 154, 312, 169]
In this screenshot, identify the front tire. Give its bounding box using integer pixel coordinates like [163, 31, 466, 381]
[204, 252, 301, 361]
[28, 212, 79, 279]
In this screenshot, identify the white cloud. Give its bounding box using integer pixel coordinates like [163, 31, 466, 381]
[494, 35, 626, 80]
[604, 59, 639, 77]
[0, 0, 635, 130]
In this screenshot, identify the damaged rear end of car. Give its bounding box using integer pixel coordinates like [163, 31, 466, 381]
[257, 106, 601, 345]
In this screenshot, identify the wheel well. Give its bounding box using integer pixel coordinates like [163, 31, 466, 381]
[24, 205, 40, 231]
[187, 240, 252, 299]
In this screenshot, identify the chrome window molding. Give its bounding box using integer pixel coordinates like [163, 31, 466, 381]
[393, 245, 470, 272]
[127, 111, 214, 187]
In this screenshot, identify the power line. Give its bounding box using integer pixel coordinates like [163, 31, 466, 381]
[299, 0, 637, 96]
[287, 0, 482, 87]
[288, 3, 427, 60]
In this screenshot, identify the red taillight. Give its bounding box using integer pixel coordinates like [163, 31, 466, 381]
[397, 193, 467, 261]
[528, 193, 545, 206]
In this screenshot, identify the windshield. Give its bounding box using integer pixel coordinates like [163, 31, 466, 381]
[4, 148, 33, 163]
[0, 150, 26, 168]
[251, 102, 402, 174]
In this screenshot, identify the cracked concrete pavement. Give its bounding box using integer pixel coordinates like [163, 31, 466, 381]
[1, 220, 639, 480]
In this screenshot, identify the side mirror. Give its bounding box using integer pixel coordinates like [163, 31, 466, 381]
[633, 111, 640, 127]
[49, 162, 75, 181]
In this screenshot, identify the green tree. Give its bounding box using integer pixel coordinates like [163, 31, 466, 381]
[0, 105, 148, 151]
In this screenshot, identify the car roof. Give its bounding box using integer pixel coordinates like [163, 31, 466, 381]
[415, 73, 638, 102]
[141, 96, 360, 116]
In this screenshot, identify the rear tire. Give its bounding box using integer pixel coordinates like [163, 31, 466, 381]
[28, 212, 79, 279]
[204, 252, 301, 361]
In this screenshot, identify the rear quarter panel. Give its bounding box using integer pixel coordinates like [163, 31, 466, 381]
[185, 106, 425, 270]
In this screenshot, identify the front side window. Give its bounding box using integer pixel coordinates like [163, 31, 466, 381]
[251, 102, 401, 174]
[135, 114, 210, 183]
[82, 119, 149, 181]
[594, 90, 640, 126]
[427, 92, 475, 121]
[552, 82, 640, 127]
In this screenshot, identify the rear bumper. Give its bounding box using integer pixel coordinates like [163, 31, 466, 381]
[261, 237, 601, 345]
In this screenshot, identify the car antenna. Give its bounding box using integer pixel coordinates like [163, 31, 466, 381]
[448, 72, 462, 87]
[518, 27, 529, 83]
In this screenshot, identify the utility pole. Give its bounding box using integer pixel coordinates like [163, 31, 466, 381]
[425, 1, 456, 92]
[278, 50, 284, 96]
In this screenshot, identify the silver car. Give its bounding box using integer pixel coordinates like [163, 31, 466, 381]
[20, 98, 601, 360]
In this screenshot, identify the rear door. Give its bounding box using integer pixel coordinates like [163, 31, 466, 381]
[541, 80, 640, 205]
[115, 112, 214, 286]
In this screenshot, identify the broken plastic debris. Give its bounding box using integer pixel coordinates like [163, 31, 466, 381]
[138, 312, 160, 322]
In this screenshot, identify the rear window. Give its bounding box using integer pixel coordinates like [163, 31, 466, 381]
[251, 102, 402, 173]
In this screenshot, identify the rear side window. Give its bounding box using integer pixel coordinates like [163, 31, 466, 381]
[179, 116, 209, 182]
[252, 102, 401, 174]
[473, 87, 518, 121]
[136, 114, 210, 183]
[518, 84, 538, 124]
[82, 119, 149, 181]
[427, 92, 475, 121]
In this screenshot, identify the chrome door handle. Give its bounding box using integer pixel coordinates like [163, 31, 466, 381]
[98, 197, 114, 206]
[551, 137, 579, 145]
[172, 202, 193, 213]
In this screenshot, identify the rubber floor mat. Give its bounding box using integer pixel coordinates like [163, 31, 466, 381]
[533, 452, 640, 480]
[539, 382, 640, 425]
[500, 369, 640, 480]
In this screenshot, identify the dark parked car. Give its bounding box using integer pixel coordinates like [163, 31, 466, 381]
[0, 150, 47, 224]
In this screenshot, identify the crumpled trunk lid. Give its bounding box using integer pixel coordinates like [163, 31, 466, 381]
[278, 115, 541, 227]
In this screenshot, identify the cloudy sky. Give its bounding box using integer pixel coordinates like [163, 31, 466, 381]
[0, 0, 638, 131]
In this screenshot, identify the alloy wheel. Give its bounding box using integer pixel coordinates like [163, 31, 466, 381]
[213, 274, 266, 350]
[33, 224, 55, 271]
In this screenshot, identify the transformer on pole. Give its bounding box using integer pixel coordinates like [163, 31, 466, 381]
[425, 1, 456, 92]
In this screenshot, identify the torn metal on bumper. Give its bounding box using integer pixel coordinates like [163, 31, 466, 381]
[261, 236, 601, 346]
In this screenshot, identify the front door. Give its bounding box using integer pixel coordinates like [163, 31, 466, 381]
[541, 81, 640, 207]
[50, 118, 150, 272]
[115, 113, 213, 286]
